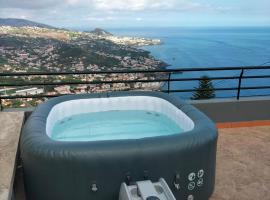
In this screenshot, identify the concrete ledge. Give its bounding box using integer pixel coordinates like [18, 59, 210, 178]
[0, 112, 24, 200]
[191, 97, 270, 123]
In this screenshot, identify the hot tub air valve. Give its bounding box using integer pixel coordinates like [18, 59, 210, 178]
[125, 172, 132, 185]
[173, 173, 181, 190]
[143, 170, 149, 180]
[91, 183, 98, 192]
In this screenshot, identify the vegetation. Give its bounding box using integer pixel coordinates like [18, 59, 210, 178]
[192, 76, 215, 100]
[0, 56, 7, 65]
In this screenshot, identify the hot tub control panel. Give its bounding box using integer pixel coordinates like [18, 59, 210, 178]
[185, 169, 205, 200]
[188, 169, 204, 189]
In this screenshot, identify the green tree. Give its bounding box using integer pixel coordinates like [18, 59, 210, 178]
[192, 76, 215, 100]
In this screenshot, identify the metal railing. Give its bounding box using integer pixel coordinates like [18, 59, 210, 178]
[0, 66, 270, 110]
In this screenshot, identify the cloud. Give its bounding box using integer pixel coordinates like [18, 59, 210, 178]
[0, 0, 60, 9]
[93, 0, 145, 11]
[0, 0, 217, 23]
[92, 0, 208, 12]
[85, 16, 117, 21]
[0, 0, 211, 12]
[0, 0, 269, 27]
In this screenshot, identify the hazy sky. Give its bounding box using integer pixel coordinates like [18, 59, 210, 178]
[0, 0, 270, 29]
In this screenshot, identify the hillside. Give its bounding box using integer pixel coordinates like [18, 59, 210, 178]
[0, 25, 165, 108]
[90, 28, 113, 36]
[0, 18, 54, 29]
[0, 26, 164, 73]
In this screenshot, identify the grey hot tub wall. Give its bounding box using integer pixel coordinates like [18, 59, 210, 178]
[20, 92, 218, 200]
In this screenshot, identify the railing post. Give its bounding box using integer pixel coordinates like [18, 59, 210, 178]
[237, 68, 245, 100]
[167, 72, 172, 93]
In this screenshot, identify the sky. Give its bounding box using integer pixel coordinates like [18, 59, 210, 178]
[0, 0, 270, 29]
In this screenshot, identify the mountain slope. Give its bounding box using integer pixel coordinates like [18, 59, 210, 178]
[0, 18, 54, 29]
[90, 28, 113, 36]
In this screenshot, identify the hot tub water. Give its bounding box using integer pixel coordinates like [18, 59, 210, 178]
[51, 110, 183, 142]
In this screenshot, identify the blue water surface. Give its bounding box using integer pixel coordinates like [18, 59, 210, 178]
[109, 27, 270, 98]
[51, 110, 183, 142]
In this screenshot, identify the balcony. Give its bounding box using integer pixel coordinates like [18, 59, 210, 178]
[0, 66, 270, 200]
[1, 66, 270, 109]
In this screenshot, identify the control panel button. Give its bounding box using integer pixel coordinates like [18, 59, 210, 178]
[197, 169, 204, 178]
[188, 172, 196, 181]
[188, 182, 195, 191]
[197, 178, 203, 187]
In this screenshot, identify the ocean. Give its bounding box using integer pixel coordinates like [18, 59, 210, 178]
[109, 27, 270, 99]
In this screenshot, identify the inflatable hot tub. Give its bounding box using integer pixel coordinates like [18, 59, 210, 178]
[21, 92, 218, 200]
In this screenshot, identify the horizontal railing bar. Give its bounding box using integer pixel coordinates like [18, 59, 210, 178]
[2, 92, 270, 100]
[2, 79, 165, 87]
[198, 93, 270, 99]
[238, 94, 270, 98]
[0, 94, 61, 99]
[2, 92, 270, 102]
[162, 86, 270, 93]
[2, 86, 270, 99]
[1, 75, 270, 87]
[240, 86, 270, 90]
[162, 88, 238, 93]
[1, 66, 270, 77]
[170, 75, 270, 82]
[242, 75, 270, 79]
[0, 89, 138, 99]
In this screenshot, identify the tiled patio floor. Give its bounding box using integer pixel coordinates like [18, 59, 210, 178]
[211, 126, 270, 200]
